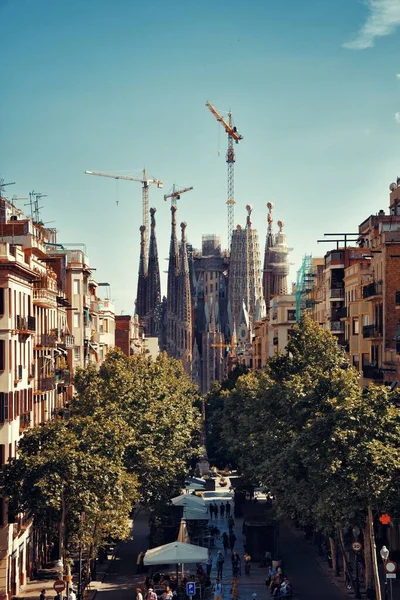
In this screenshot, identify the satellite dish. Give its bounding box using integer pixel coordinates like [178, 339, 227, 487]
[390, 182, 397, 192]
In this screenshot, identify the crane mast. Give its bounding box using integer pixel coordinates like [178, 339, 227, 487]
[206, 101, 243, 250]
[85, 168, 163, 258]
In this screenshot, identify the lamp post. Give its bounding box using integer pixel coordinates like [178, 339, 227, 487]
[380, 546, 389, 600]
[352, 526, 362, 599]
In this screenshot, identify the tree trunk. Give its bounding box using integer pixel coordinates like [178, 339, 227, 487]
[338, 529, 355, 589]
[329, 535, 339, 575]
[363, 519, 373, 591]
[368, 505, 381, 600]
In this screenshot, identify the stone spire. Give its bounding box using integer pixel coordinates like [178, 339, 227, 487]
[178, 221, 192, 374]
[146, 207, 161, 336]
[136, 225, 148, 321]
[166, 205, 180, 355]
[263, 202, 274, 313]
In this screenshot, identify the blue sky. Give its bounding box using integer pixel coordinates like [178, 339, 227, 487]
[1, 0, 400, 313]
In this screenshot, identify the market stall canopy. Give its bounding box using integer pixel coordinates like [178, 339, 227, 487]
[185, 476, 206, 488]
[144, 541, 208, 565]
[183, 507, 208, 521]
[171, 494, 206, 508]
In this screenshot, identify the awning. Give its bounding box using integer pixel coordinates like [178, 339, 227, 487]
[144, 541, 208, 566]
[171, 494, 206, 508]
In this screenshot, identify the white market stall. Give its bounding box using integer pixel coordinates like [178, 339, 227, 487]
[143, 541, 208, 566]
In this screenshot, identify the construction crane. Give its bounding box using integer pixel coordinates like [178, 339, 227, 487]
[164, 185, 193, 208]
[85, 168, 163, 253]
[206, 101, 243, 250]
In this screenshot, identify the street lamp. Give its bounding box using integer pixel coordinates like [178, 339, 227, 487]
[380, 546, 389, 600]
[352, 526, 362, 600]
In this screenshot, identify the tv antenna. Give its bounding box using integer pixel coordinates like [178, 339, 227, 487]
[25, 190, 47, 224]
[0, 179, 16, 197]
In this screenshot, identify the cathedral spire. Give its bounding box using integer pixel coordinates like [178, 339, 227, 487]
[146, 207, 161, 336]
[179, 221, 192, 374]
[166, 205, 180, 355]
[136, 225, 148, 321]
[263, 202, 274, 313]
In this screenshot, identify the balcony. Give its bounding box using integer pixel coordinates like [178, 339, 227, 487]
[362, 325, 382, 339]
[59, 332, 74, 349]
[335, 307, 348, 319]
[36, 376, 56, 392]
[90, 300, 99, 313]
[33, 288, 57, 308]
[19, 413, 31, 434]
[330, 321, 344, 333]
[362, 365, 384, 380]
[330, 287, 344, 299]
[362, 282, 383, 299]
[55, 369, 71, 385]
[35, 333, 58, 348]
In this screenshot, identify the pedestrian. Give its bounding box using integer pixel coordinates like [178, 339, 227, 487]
[162, 586, 173, 600]
[213, 578, 223, 600]
[68, 589, 76, 600]
[209, 503, 214, 519]
[213, 503, 219, 519]
[216, 550, 225, 579]
[229, 532, 236, 551]
[146, 588, 157, 600]
[40, 589, 46, 600]
[244, 552, 251, 575]
[220, 503, 225, 518]
[226, 501, 231, 517]
[230, 576, 239, 600]
[137, 550, 145, 574]
[136, 588, 144, 600]
[231, 551, 241, 576]
[206, 554, 213, 577]
[222, 532, 229, 555]
[227, 515, 235, 533]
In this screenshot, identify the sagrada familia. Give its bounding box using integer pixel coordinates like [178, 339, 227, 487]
[135, 202, 290, 392]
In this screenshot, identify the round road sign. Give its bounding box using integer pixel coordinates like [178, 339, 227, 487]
[352, 541, 362, 552]
[53, 580, 66, 593]
[385, 560, 397, 574]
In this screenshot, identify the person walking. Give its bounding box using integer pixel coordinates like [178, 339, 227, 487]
[216, 550, 225, 579]
[206, 554, 213, 577]
[40, 590, 47, 600]
[230, 576, 239, 600]
[231, 551, 241, 576]
[209, 503, 214, 519]
[229, 532, 236, 552]
[227, 515, 235, 533]
[213, 503, 219, 520]
[222, 532, 229, 555]
[136, 588, 144, 600]
[220, 503, 225, 519]
[226, 502, 231, 517]
[244, 552, 251, 575]
[146, 589, 157, 600]
[213, 579, 223, 600]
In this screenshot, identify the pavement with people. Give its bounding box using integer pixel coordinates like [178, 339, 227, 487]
[16, 485, 351, 600]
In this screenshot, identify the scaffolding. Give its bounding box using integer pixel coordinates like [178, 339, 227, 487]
[295, 254, 313, 321]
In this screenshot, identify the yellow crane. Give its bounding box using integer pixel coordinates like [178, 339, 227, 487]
[205, 101, 243, 249]
[164, 185, 193, 208]
[85, 168, 163, 253]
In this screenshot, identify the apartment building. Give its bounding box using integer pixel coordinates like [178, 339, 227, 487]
[115, 314, 143, 356]
[268, 295, 297, 356]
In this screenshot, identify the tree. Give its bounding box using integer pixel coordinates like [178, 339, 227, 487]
[219, 316, 400, 598]
[3, 412, 137, 563]
[72, 349, 202, 505]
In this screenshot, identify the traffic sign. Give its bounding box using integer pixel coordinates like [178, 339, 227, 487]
[384, 560, 397, 574]
[53, 580, 65, 593]
[352, 541, 362, 552]
[386, 574, 396, 579]
[186, 582, 196, 596]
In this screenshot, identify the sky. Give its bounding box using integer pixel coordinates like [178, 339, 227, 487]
[1, 0, 400, 314]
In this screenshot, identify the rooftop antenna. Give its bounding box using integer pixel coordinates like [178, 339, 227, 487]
[0, 179, 16, 197]
[25, 190, 47, 224]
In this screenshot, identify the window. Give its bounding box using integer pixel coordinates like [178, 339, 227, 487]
[0, 394, 8, 423]
[73, 279, 80, 295]
[0, 340, 4, 371]
[73, 313, 80, 328]
[353, 318, 359, 335]
[362, 315, 369, 327]
[396, 291, 400, 306]
[210, 284, 213, 293]
[353, 354, 360, 370]
[287, 310, 296, 322]
[104, 319, 108, 333]
[74, 347, 81, 362]
[0, 289, 4, 316]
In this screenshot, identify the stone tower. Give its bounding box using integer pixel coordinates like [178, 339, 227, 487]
[262, 202, 289, 311]
[146, 207, 161, 336]
[136, 225, 148, 322]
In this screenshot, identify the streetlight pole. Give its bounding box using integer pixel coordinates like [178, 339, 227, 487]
[380, 546, 389, 600]
[352, 526, 362, 600]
